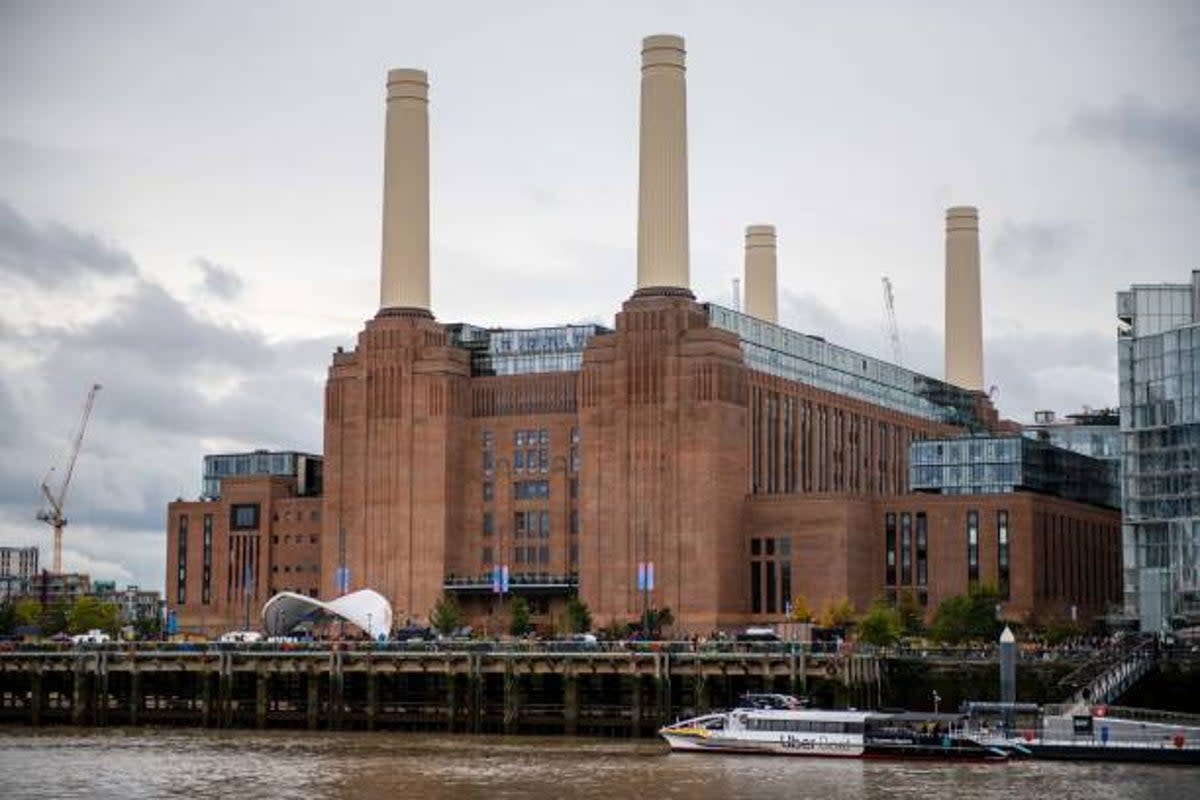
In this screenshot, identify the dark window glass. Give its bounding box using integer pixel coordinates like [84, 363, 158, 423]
[751, 562, 762, 614]
[482, 546, 494, 565]
[230, 503, 259, 530]
[538, 546, 549, 564]
[482, 512, 494, 537]
[916, 513, 928, 587]
[765, 538, 776, 556]
[901, 513, 912, 585]
[779, 536, 791, 557]
[751, 538, 762, 556]
[765, 561, 778, 614]
[967, 510, 979, 585]
[569, 543, 579, 565]
[781, 562, 792, 611]
[885, 513, 897, 586]
[176, 515, 188, 604]
[570, 510, 579, 535]
[997, 510, 1010, 600]
[202, 514, 213, 605]
[483, 481, 494, 503]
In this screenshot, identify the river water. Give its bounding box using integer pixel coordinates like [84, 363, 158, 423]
[0, 729, 1195, 799]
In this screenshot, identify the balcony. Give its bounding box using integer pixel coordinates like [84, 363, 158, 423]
[443, 572, 578, 594]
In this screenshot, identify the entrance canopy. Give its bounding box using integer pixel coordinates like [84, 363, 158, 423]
[262, 589, 393, 639]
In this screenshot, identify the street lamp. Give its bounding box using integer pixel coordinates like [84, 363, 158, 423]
[932, 690, 941, 715]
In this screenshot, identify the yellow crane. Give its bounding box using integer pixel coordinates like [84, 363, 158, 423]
[37, 383, 102, 574]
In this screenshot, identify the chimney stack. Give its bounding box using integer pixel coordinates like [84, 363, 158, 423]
[944, 206, 983, 391]
[744, 225, 778, 323]
[636, 35, 691, 295]
[379, 69, 431, 314]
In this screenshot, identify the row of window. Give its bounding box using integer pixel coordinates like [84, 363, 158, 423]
[272, 564, 319, 574]
[271, 534, 320, 545]
[885, 510, 1009, 600]
[750, 537, 793, 615]
[177, 514, 214, 605]
[481, 545, 580, 568]
[744, 718, 863, 734]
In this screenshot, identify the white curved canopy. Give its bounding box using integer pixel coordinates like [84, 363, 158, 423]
[262, 589, 393, 639]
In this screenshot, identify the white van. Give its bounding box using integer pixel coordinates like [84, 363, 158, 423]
[218, 630, 263, 644]
[71, 629, 111, 644]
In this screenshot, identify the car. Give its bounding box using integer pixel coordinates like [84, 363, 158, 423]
[70, 629, 111, 645]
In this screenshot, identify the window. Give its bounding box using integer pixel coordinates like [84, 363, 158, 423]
[569, 510, 579, 535]
[230, 503, 259, 530]
[482, 546, 494, 566]
[885, 513, 897, 586]
[967, 510, 979, 586]
[483, 481, 494, 503]
[176, 515, 188, 604]
[539, 511, 550, 539]
[765, 562, 777, 614]
[514, 480, 549, 500]
[997, 510, 1010, 600]
[751, 538, 762, 556]
[482, 512, 494, 537]
[916, 513, 928, 586]
[569, 543, 579, 565]
[202, 514, 213, 605]
[750, 562, 762, 614]
[900, 513, 912, 585]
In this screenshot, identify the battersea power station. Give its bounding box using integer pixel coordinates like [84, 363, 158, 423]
[166, 36, 1122, 638]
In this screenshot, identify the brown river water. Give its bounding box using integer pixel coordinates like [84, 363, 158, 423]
[0, 728, 1195, 799]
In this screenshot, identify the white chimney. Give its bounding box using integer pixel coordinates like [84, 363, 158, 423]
[379, 69, 431, 313]
[744, 225, 778, 323]
[944, 206, 983, 390]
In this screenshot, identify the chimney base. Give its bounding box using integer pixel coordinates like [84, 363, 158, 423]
[376, 306, 435, 320]
[631, 286, 696, 300]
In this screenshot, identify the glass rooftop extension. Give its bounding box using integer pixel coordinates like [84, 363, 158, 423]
[704, 304, 988, 429]
[446, 323, 612, 377]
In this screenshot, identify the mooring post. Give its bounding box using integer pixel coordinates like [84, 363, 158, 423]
[30, 666, 43, 728]
[72, 656, 87, 726]
[503, 659, 520, 735]
[467, 654, 482, 734]
[694, 669, 710, 715]
[330, 651, 344, 731]
[306, 666, 319, 731]
[255, 664, 268, 730]
[200, 664, 212, 728]
[219, 653, 233, 729]
[95, 652, 109, 727]
[366, 657, 378, 732]
[444, 660, 456, 733]
[129, 662, 141, 726]
[563, 666, 579, 736]
[630, 669, 642, 737]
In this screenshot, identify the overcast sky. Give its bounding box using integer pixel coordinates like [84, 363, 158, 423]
[2, 1, 1198, 592]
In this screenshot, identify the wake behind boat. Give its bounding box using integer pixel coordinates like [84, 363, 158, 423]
[660, 697, 1006, 761]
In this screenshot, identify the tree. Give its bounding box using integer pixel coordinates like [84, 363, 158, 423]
[40, 599, 69, 636]
[930, 585, 1002, 644]
[641, 606, 674, 639]
[565, 596, 592, 634]
[818, 597, 855, 629]
[857, 601, 902, 647]
[788, 595, 813, 623]
[13, 598, 41, 629]
[895, 589, 925, 635]
[0, 602, 15, 636]
[429, 594, 464, 635]
[67, 596, 120, 635]
[509, 596, 532, 636]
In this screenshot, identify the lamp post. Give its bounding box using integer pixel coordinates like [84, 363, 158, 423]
[932, 690, 941, 715]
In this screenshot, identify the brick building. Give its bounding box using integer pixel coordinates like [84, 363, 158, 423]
[165, 35, 1120, 637]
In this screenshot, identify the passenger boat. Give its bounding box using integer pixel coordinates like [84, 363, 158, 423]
[660, 699, 1007, 760]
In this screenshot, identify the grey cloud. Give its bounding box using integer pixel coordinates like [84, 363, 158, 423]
[195, 257, 245, 300]
[0, 198, 136, 287]
[990, 220, 1078, 275]
[779, 290, 1115, 423]
[1071, 97, 1200, 190]
[0, 206, 336, 589]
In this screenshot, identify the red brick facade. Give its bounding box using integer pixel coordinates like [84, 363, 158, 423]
[166, 292, 1120, 637]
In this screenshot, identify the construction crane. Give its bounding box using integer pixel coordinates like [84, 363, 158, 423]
[37, 383, 101, 574]
[881, 276, 903, 366]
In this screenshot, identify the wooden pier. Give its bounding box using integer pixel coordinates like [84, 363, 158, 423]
[0, 647, 883, 736]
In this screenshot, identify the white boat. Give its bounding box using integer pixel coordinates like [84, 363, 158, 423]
[661, 703, 1007, 761]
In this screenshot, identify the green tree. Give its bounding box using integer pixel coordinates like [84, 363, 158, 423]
[429, 594, 464, 635]
[67, 596, 120, 635]
[565, 596, 592, 634]
[13, 598, 42, 629]
[930, 585, 1001, 644]
[509, 596, 532, 636]
[895, 588, 925, 635]
[640, 606, 674, 639]
[857, 601, 903, 647]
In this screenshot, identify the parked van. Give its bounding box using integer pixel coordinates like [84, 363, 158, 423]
[71, 629, 111, 645]
[218, 630, 263, 644]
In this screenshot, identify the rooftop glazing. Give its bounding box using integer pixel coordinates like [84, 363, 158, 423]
[446, 323, 612, 377]
[703, 304, 987, 429]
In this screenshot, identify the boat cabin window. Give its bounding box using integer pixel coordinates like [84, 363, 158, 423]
[746, 717, 863, 734]
[702, 718, 725, 731]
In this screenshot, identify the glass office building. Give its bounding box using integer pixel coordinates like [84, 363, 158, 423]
[909, 436, 1119, 509]
[1024, 408, 1120, 461]
[1117, 271, 1200, 630]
